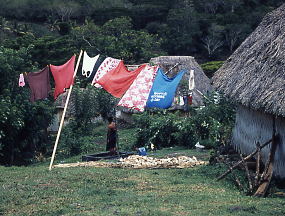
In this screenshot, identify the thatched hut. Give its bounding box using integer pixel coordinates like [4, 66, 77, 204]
[213, 4, 285, 178]
[150, 56, 212, 108]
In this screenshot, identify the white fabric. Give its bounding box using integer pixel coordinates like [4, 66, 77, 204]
[189, 69, 195, 91]
[82, 51, 100, 78]
[179, 96, 184, 106]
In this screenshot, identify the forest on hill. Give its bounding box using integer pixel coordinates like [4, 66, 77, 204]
[0, 0, 284, 64]
[0, 0, 284, 165]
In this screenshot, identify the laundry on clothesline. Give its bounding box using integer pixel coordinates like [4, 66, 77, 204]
[18, 73, 25, 87]
[24, 66, 51, 102]
[146, 68, 186, 109]
[50, 55, 75, 99]
[97, 61, 147, 98]
[117, 65, 158, 111]
[82, 51, 100, 78]
[91, 57, 121, 88]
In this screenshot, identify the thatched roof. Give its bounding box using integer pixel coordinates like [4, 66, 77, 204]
[213, 4, 285, 117]
[150, 56, 212, 107]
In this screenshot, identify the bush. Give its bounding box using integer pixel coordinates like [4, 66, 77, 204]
[133, 92, 235, 150]
[200, 61, 224, 78]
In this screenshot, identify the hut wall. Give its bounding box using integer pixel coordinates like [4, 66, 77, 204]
[232, 105, 285, 178]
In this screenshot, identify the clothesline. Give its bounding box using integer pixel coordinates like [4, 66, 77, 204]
[19, 51, 195, 111]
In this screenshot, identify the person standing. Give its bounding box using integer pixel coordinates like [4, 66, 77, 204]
[106, 117, 117, 154]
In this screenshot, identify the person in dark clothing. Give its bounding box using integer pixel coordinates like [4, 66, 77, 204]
[106, 117, 117, 154]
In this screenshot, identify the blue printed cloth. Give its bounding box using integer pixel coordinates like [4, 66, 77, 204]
[146, 68, 186, 109]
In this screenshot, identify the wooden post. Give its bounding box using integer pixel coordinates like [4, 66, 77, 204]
[217, 138, 272, 180]
[49, 50, 83, 170]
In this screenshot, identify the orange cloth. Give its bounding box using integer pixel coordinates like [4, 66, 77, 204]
[97, 61, 147, 98]
[50, 55, 75, 99]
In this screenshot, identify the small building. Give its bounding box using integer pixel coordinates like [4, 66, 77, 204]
[213, 4, 285, 178]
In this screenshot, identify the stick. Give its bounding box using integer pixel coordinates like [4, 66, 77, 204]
[255, 142, 261, 186]
[217, 138, 272, 180]
[254, 134, 278, 197]
[49, 50, 83, 170]
[228, 161, 244, 191]
[165, 62, 180, 75]
[240, 153, 253, 193]
[231, 170, 244, 191]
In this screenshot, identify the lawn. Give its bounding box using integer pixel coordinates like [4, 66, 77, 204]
[1, 148, 284, 216]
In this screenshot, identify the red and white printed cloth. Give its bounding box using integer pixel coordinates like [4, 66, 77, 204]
[91, 57, 121, 88]
[117, 65, 158, 112]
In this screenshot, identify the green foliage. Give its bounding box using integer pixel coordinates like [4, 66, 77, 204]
[58, 86, 117, 157]
[0, 47, 55, 165]
[201, 61, 224, 78]
[71, 16, 165, 63]
[133, 93, 235, 150]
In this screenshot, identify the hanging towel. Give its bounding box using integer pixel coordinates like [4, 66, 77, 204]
[18, 73, 25, 87]
[87, 55, 105, 82]
[91, 57, 121, 88]
[97, 61, 147, 98]
[189, 69, 195, 91]
[24, 66, 51, 102]
[82, 51, 99, 78]
[146, 68, 186, 109]
[117, 65, 158, 111]
[50, 55, 75, 99]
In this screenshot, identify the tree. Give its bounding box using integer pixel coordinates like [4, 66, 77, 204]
[71, 17, 165, 63]
[163, 1, 202, 55]
[0, 47, 55, 165]
[202, 24, 224, 58]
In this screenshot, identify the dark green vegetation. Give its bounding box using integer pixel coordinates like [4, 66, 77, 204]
[0, 0, 284, 62]
[1, 148, 285, 216]
[133, 94, 235, 150]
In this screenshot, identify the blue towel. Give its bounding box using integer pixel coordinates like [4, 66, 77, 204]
[146, 68, 186, 109]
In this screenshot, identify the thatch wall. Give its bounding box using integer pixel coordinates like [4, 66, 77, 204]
[233, 105, 285, 178]
[213, 3, 285, 117]
[150, 56, 212, 107]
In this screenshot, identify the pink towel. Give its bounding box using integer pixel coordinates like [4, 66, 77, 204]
[19, 73, 25, 87]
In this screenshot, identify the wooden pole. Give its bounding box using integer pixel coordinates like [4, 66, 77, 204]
[49, 50, 83, 170]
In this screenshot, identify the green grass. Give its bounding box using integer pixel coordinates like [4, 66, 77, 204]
[1, 149, 284, 216]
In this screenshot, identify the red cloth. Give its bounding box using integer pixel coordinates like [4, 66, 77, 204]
[97, 61, 147, 98]
[50, 55, 75, 99]
[24, 66, 51, 102]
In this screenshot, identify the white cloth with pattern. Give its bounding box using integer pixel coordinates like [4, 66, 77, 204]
[117, 65, 158, 112]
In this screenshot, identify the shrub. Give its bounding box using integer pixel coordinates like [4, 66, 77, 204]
[133, 92, 235, 150]
[200, 61, 224, 78]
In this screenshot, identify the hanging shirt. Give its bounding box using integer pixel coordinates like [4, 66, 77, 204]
[117, 65, 158, 111]
[50, 55, 75, 99]
[146, 68, 186, 109]
[91, 57, 121, 88]
[18, 73, 25, 87]
[87, 55, 105, 82]
[24, 66, 51, 102]
[82, 51, 99, 78]
[97, 61, 147, 98]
